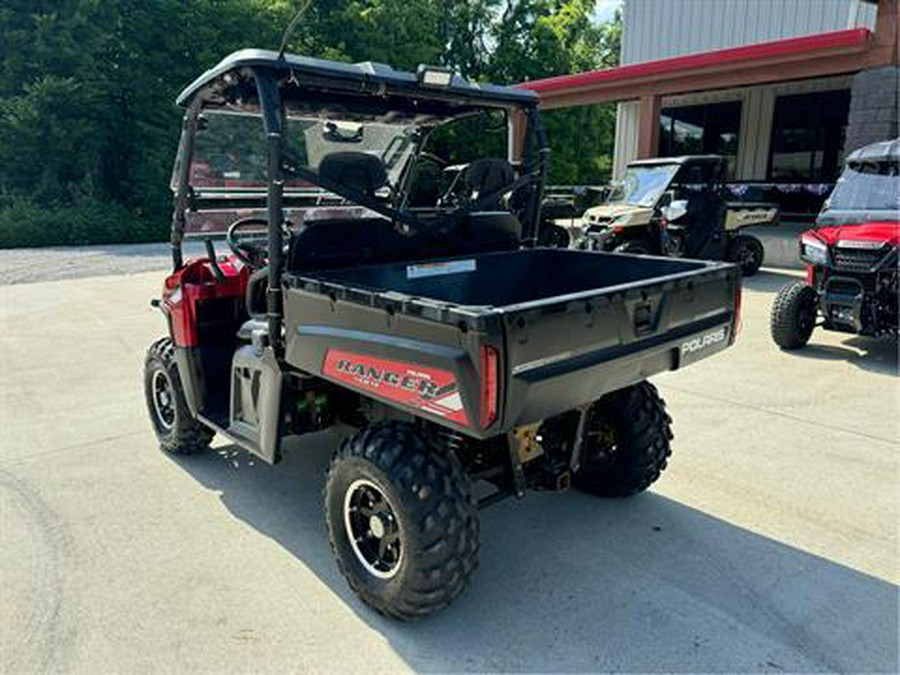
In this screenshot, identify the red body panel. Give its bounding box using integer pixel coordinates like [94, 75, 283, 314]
[323, 349, 470, 427]
[162, 257, 248, 348]
[810, 221, 900, 246]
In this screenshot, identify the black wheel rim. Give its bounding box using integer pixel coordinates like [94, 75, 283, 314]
[668, 237, 684, 257]
[582, 409, 620, 467]
[798, 297, 816, 334]
[739, 243, 759, 269]
[151, 369, 176, 430]
[343, 479, 402, 579]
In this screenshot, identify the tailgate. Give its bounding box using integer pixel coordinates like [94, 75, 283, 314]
[499, 262, 740, 427]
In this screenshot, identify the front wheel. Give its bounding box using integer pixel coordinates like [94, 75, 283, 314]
[143, 338, 214, 454]
[538, 223, 571, 248]
[729, 235, 764, 276]
[324, 422, 479, 620]
[614, 239, 651, 255]
[574, 382, 673, 497]
[770, 281, 818, 350]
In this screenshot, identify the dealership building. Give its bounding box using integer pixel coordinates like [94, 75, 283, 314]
[521, 0, 898, 217]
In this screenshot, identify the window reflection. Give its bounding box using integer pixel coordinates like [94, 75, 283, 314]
[768, 90, 850, 183]
[659, 101, 742, 178]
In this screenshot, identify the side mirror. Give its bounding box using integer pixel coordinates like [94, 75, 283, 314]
[661, 199, 688, 222]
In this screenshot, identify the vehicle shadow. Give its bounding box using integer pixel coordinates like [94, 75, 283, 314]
[170, 436, 898, 673]
[790, 335, 898, 377]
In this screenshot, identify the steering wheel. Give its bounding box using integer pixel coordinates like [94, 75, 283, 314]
[226, 217, 270, 268]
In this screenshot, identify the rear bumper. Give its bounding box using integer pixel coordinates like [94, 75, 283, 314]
[504, 313, 734, 426]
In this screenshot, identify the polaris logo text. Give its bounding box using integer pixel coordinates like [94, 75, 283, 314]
[681, 327, 726, 355]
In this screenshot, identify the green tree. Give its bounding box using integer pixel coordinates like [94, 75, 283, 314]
[0, 0, 622, 246]
[488, 2, 621, 184]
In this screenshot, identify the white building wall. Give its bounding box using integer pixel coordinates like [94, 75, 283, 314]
[736, 88, 775, 180]
[612, 0, 869, 180]
[621, 0, 877, 65]
[612, 101, 640, 179]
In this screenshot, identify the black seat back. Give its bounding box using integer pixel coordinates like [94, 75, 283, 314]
[464, 158, 515, 209]
[318, 151, 388, 196]
[287, 212, 523, 273]
[288, 218, 419, 271]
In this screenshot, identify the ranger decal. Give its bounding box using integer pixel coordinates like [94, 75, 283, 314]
[322, 349, 469, 426]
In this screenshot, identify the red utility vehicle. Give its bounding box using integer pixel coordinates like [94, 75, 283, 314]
[771, 139, 899, 349]
[144, 49, 742, 619]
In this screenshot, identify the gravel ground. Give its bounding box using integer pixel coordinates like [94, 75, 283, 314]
[0, 241, 208, 286]
[0, 222, 809, 286]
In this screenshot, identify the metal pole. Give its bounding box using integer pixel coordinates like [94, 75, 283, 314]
[170, 105, 200, 271]
[255, 71, 285, 352]
[265, 130, 284, 351]
[525, 106, 550, 247]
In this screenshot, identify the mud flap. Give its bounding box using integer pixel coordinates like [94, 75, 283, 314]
[229, 345, 285, 464]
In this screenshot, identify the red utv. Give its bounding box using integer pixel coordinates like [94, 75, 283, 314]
[143, 49, 742, 619]
[770, 139, 899, 350]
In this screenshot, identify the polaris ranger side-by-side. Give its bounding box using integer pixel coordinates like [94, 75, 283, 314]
[145, 50, 742, 619]
[573, 156, 778, 276]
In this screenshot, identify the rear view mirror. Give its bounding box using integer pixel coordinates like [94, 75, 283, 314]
[324, 121, 364, 143]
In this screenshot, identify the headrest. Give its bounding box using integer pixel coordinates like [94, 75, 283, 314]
[464, 158, 515, 196]
[318, 151, 388, 196]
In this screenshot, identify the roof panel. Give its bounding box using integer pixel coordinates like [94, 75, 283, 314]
[176, 48, 537, 108]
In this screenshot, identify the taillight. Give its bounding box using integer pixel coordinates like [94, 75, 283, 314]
[479, 345, 499, 429]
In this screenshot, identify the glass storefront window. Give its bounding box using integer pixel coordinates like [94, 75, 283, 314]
[768, 89, 850, 183]
[659, 101, 742, 178]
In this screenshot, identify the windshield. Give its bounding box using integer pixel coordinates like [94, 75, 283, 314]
[175, 110, 417, 193]
[827, 161, 900, 212]
[284, 116, 417, 189]
[607, 164, 680, 207]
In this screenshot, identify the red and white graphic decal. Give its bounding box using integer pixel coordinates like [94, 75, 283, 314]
[323, 349, 469, 426]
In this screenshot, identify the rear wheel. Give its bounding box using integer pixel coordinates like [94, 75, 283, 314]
[324, 421, 479, 620]
[770, 281, 818, 350]
[663, 232, 685, 257]
[143, 338, 214, 454]
[574, 382, 673, 497]
[729, 235, 764, 276]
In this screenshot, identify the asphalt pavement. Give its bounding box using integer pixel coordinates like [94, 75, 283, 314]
[0, 265, 897, 673]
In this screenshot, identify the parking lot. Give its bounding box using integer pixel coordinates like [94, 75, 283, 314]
[1, 264, 897, 673]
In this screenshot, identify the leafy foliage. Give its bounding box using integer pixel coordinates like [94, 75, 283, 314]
[0, 0, 621, 247]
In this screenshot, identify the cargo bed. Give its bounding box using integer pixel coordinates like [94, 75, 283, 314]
[283, 248, 740, 438]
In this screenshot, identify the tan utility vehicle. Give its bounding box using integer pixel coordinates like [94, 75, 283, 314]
[572, 155, 778, 276]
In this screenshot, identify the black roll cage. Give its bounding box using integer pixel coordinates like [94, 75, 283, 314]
[170, 60, 549, 352]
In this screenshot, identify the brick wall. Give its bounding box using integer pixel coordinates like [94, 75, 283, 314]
[844, 66, 900, 153]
